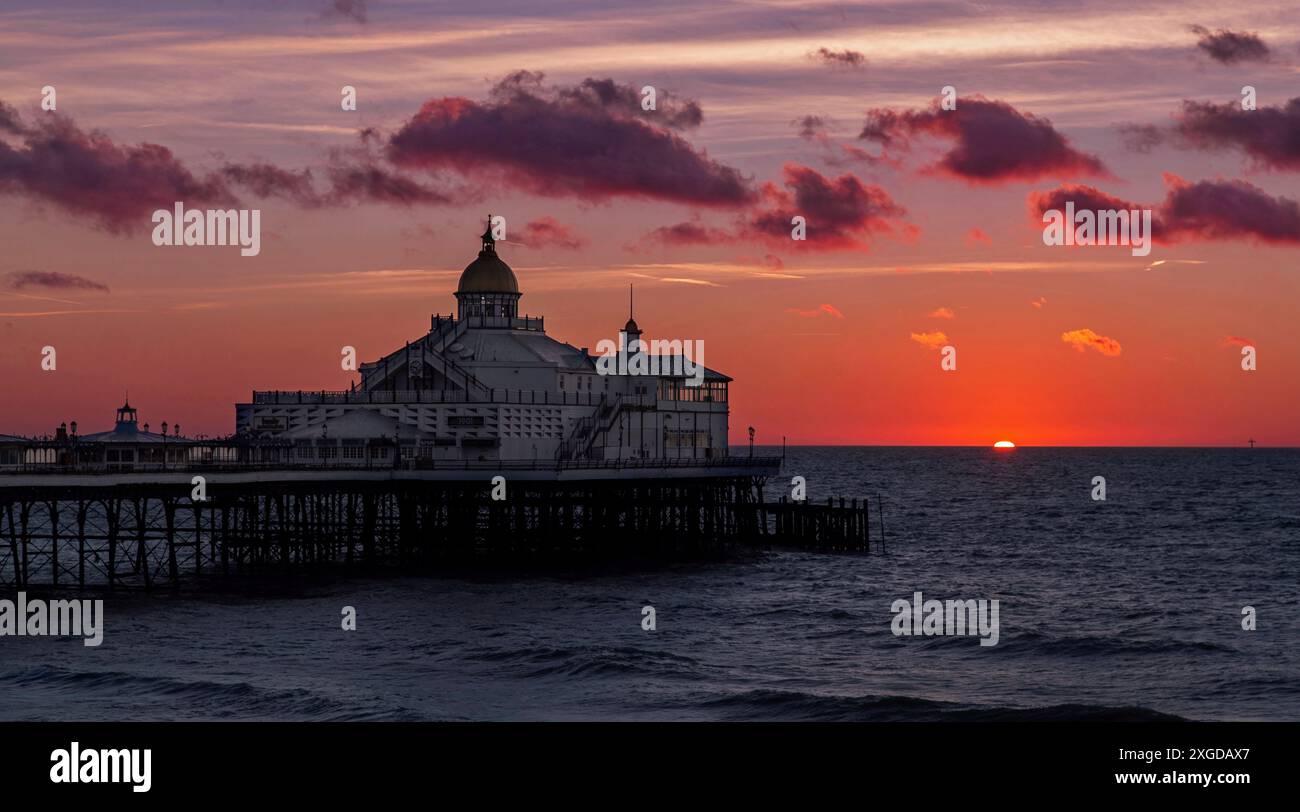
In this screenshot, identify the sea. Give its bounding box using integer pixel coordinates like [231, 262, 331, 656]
[2, 447, 1297, 721]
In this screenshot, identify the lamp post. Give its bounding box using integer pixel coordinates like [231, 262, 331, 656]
[161, 422, 168, 471]
[748, 426, 755, 458]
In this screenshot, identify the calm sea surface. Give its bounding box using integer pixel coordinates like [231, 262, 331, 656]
[3, 447, 1297, 721]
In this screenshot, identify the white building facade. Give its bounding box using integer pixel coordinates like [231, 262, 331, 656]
[235, 223, 732, 464]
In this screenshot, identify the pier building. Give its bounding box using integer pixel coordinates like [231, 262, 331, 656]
[235, 222, 731, 464]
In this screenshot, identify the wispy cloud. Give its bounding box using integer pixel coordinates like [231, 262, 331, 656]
[787, 303, 845, 319]
[910, 330, 948, 350]
[1190, 24, 1269, 64]
[5, 270, 109, 292]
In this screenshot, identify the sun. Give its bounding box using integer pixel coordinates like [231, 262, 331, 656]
[993, 440, 1016, 449]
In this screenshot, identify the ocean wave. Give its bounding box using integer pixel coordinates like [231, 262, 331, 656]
[698, 689, 1187, 722]
[0, 665, 424, 721]
[461, 644, 704, 679]
[997, 631, 1233, 657]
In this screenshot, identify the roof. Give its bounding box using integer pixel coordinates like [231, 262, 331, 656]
[457, 253, 518, 294]
[78, 424, 179, 444]
[451, 329, 593, 369]
[77, 423, 182, 444]
[642, 355, 731, 382]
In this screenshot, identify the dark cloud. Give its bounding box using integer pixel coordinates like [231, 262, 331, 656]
[1117, 123, 1164, 154]
[0, 101, 22, 134]
[1158, 174, 1300, 243]
[797, 115, 890, 168]
[633, 164, 908, 252]
[1191, 25, 1269, 65]
[811, 48, 866, 69]
[1027, 183, 1138, 218]
[554, 76, 703, 130]
[223, 151, 459, 207]
[861, 95, 1108, 184]
[516, 216, 586, 250]
[795, 115, 827, 138]
[324, 159, 452, 206]
[0, 105, 234, 233]
[747, 163, 909, 250]
[322, 0, 368, 24]
[385, 72, 754, 207]
[1171, 97, 1300, 171]
[640, 216, 736, 247]
[1028, 175, 1300, 245]
[6, 270, 109, 292]
[220, 163, 323, 206]
[0, 98, 497, 232]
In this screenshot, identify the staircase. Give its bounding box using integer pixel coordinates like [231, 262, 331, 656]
[419, 318, 492, 396]
[556, 394, 626, 461]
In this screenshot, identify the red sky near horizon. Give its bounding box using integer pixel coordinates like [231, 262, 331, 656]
[1, 1, 1297, 446]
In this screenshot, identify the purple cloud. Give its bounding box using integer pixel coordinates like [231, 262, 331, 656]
[385, 72, 754, 207]
[1191, 25, 1269, 65]
[5, 270, 109, 292]
[861, 96, 1108, 184]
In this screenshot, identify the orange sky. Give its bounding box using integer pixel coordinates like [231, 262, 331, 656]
[1, 1, 1297, 446]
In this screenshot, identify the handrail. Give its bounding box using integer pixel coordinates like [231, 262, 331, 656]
[245, 389, 704, 406]
[0, 455, 782, 477]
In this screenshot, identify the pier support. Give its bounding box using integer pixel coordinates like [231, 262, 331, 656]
[0, 475, 871, 591]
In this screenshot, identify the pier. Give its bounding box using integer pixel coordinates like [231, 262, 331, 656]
[0, 460, 878, 591]
[0, 224, 883, 592]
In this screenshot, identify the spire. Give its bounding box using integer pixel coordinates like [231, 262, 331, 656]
[622, 283, 640, 335]
[480, 214, 496, 254]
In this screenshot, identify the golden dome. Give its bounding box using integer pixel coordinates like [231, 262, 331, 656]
[456, 221, 519, 294]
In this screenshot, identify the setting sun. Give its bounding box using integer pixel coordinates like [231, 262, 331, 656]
[993, 441, 1017, 449]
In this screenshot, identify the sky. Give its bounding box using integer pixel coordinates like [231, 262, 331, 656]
[1, 0, 1297, 445]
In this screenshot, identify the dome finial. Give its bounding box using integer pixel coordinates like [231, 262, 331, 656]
[481, 214, 496, 254]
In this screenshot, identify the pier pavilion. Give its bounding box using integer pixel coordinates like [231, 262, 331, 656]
[236, 222, 733, 465]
